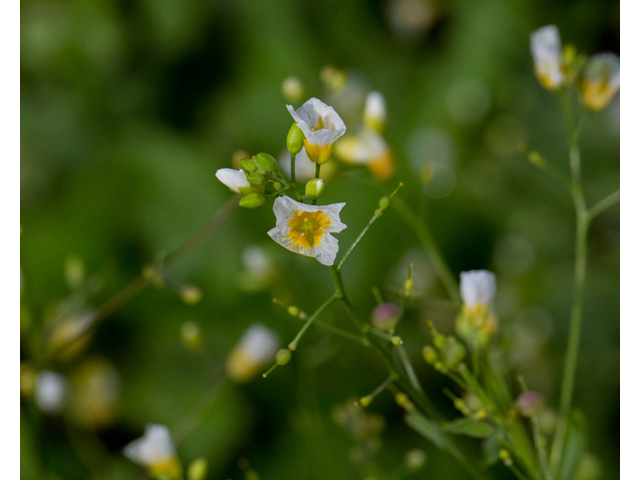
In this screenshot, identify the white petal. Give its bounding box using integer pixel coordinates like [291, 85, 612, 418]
[35, 371, 67, 415]
[287, 98, 347, 146]
[365, 91, 386, 121]
[315, 234, 340, 266]
[460, 270, 496, 307]
[124, 424, 175, 467]
[216, 168, 249, 194]
[237, 323, 280, 363]
[530, 25, 562, 66]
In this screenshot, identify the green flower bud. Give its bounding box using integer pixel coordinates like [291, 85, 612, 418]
[287, 305, 300, 317]
[422, 345, 438, 364]
[305, 178, 326, 200]
[433, 333, 447, 350]
[528, 151, 546, 168]
[442, 336, 466, 368]
[241, 158, 258, 172]
[237, 184, 265, 195]
[239, 193, 265, 209]
[359, 396, 372, 407]
[187, 457, 208, 480]
[180, 285, 202, 305]
[404, 278, 414, 293]
[286, 123, 304, 154]
[254, 153, 278, 173]
[247, 172, 266, 186]
[276, 349, 292, 365]
[378, 196, 390, 211]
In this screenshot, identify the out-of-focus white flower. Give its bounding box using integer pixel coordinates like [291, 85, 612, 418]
[281, 76, 304, 103]
[387, 0, 438, 42]
[287, 98, 346, 165]
[530, 25, 565, 90]
[267, 196, 346, 266]
[460, 270, 496, 311]
[236, 245, 278, 293]
[124, 424, 181, 479]
[35, 370, 67, 415]
[225, 323, 280, 383]
[48, 310, 95, 360]
[215, 168, 251, 194]
[580, 53, 620, 111]
[335, 130, 395, 180]
[279, 147, 317, 182]
[363, 91, 387, 133]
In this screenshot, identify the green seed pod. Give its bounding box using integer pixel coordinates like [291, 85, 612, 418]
[254, 153, 278, 173]
[247, 172, 266, 186]
[305, 178, 326, 199]
[241, 157, 258, 172]
[286, 123, 304, 154]
[378, 196, 390, 211]
[239, 193, 265, 209]
[422, 345, 438, 364]
[276, 349, 292, 366]
[442, 336, 466, 368]
[188, 458, 208, 480]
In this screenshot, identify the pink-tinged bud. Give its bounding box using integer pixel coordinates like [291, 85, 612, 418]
[516, 391, 543, 417]
[371, 302, 400, 333]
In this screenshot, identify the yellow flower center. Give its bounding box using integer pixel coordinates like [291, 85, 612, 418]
[581, 78, 616, 111]
[311, 115, 325, 132]
[287, 209, 331, 249]
[149, 457, 182, 480]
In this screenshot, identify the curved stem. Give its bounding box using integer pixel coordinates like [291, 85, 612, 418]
[588, 189, 620, 220]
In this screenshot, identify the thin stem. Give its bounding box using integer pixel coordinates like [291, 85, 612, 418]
[290, 152, 297, 185]
[337, 211, 380, 270]
[288, 294, 339, 350]
[392, 196, 462, 307]
[307, 318, 369, 346]
[364, 325, 398, 342]
[532, 413, 552, 480]
[396, 345, 423, 394]
[369, 376, 394, 399]
[312, 164, 321, 205]
[588, 189, 620, 220]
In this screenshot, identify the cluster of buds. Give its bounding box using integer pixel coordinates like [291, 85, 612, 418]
[423, 321, 467, 372]
[216, 152, 281, 209]
[530, 25, 620, 111]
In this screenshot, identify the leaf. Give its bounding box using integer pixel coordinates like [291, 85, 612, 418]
[483, 434, 501, 465]
[444, 418, 494, 438]
[405, 411, 448, 449]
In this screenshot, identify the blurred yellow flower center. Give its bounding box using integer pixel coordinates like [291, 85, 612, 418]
[287, 210, 330, 248]
[149, 457, 182, 480]
[311, 115, 325, 132]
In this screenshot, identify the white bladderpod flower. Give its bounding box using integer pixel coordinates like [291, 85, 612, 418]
[35, 370, 67, 415]
[335, 129, 395, 180]
[124, 424, 181, 480]
[267, 196, 346, 266]
[580, 53, 620, 111]
[225, 323, 280, 383]
[363, 91, 387, 133]
[460, 270, 496, 312]
[530, 25, 565, 90]
[287, 98, 347, 165]
[215, 168, 251, 194]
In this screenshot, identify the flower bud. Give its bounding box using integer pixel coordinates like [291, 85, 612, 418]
[391, 336, 403, 346]
[371, 302, 400, 333]
[275, 349, 292, 366]
[433, 333, 446, 350]
[422, 345, 438, 364]
[516, 391, 543, 417]
[180, 285, 202, 305]
[305, 178, 326, 200]
[247, 172, 266, 186]
[528, 151, 546, 168]
[404, 449, 427, 471]
[441, 336, 466, 368]
[181, 321, 203, 352]
[241, 157, 258, 172]
[287, 305, 300, 317]
[239, 193, 265, 209]
[404, 278, 414, 293]
[187, 458, 208, 480]
[395, 392, 413, 410]
[254, 153, 278, 173]
[359, 396, 372, 407]
[378, 196, 390, 211]
[286, 123, 304, 154]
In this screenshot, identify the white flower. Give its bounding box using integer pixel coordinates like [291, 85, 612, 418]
[35, 370, 67, 415]
[287, 98, 346, 165]
[530, 25, 565, 90]
[124, 424, 181, 479]
[580, 53, 620, 111]
[460, 270, 496, 310]
[215, 168, 250, 194]
[334, 130, 395, 180]
[225, 323, 280, 383]
[281, 76, 304, 103]
[364, 91, 387, 133]
[267, 196, 346, 266]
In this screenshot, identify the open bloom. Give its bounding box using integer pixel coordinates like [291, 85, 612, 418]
[580, 53, 620, 111]
[124, 424, 181, 479]
[364, 91, 387, 133]
[225, 323, 280, 383]
[215, 168, 251, 194]
[460, 270, 496, 312]
[335, 130, 395, 180]
[287, 98, 346, 165]
[268, 196, 346, 266]
[530, 25, 565, 90]
[35, 370, 67, 415]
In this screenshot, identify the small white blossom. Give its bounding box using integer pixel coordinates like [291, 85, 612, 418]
[226, 323, 280, 383]
[287, 98, 346, 165]
[364, 91, 387, 133]
[460, 270, 496, 310]
[335, 130, 395, 180]
[281, 76, 304, 103]
[35, 370, 67, 415]
[581, 53, 620, 111]
[215, 168, 251, 194]
[268, 196, 346, 266]
[530, 25, 565, 90]
[124, 424, 181, 479]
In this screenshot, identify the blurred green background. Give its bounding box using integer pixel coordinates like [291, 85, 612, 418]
[20, 0, 619, 478]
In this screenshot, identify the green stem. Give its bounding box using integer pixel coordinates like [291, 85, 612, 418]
[337, 211, 380, 270]
[288, 294, 339, 350]
[396, 345, 423, 394]
[290, 152, 297, 185]
[312, 164, 321, 205]
[588, 189, 620, 220]
[392, 196, 462, 307]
